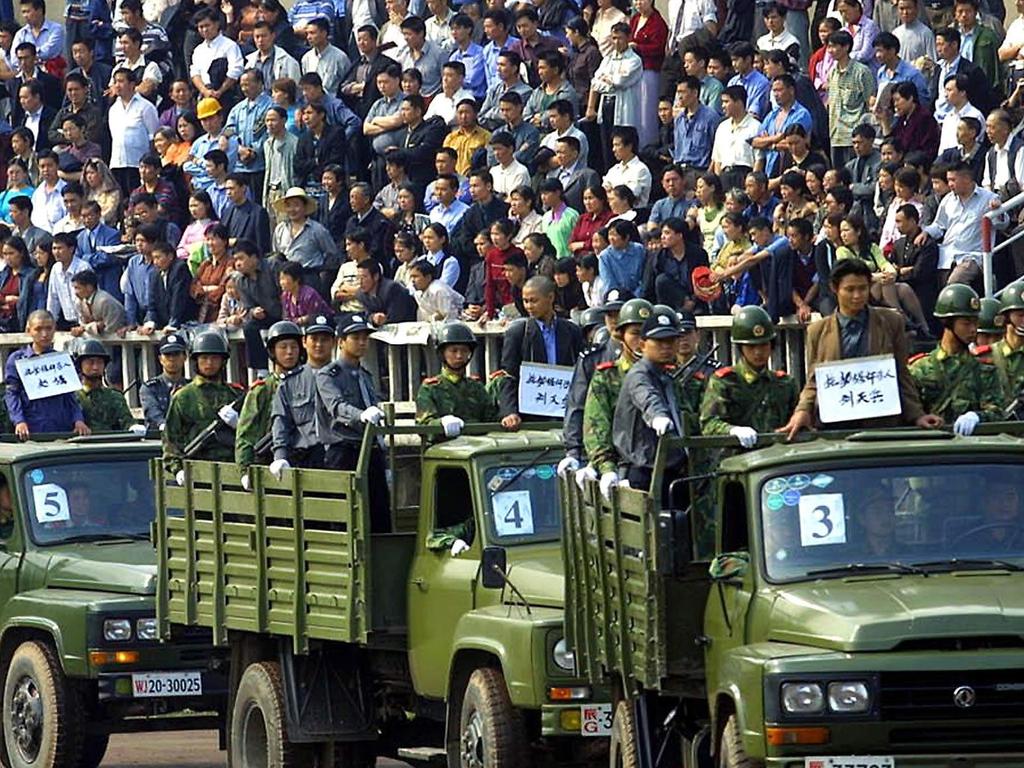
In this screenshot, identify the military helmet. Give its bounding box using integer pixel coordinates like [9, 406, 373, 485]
[731, 306, 777, 345]
[978, 297, 1004, 335]
[190, 330, 230, 358]
[616, 298, 653, 329]
[265, 321, 303, 353]
[435, 321, 478, 351]
[641, 312, 683, 339]
[933, 283, 981, 319]
[580, 307, 605, 334]
[999, 281, 1024, 313]
[74, 338, 111, 362]
[158, 333, 187, 355]
[592, 326, 611, 347]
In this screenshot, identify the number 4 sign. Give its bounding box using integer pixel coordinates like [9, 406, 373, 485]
[492, 490, 534, 536]
[798, 493, 846, 547]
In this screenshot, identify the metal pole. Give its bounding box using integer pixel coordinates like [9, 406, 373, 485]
[982, 216, 994, 298]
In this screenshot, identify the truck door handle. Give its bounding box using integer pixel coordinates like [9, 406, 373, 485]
[412, 577, 428, 592]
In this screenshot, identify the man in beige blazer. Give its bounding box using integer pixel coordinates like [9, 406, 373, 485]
[780, 259, 942, 438]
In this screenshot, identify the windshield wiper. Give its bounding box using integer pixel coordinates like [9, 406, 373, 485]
[806, 562, 928, 577]
[494, 446, 555, 492]
[911, 558, 1024, 572]
[59, 533, 148, 545]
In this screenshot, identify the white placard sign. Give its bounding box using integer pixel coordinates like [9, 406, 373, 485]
[798, 493, 846, 547]
[492, 490, 535, 536]
[15, 352, 82, 401]
[815, 354, 901, 424]
[32, 483, 70, 524]
[518, 362, 573, 417]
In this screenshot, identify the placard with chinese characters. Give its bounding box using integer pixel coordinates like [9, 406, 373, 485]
[517, 362, 573, 417]
[15, 352, 82, 401]
[815, 355, 901, 423]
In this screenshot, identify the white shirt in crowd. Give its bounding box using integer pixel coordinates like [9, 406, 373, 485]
[108, 93, 161, 168]
[603, 155, 653, 207]
[491, 160, 531, 199]
[189, 33, 244, 86]
[711, 113, 761, 170]
[938, 101, 983, 154]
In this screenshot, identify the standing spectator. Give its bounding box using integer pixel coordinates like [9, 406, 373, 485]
[394, 94, 447, 187]
[479, 50, 532, 130]
[261, 108, 296, 222]
[45, 232, 87, 328]
[757, 4, 802, 66]
[826, 29, 875, 167]
[449, 13, 486, 101]
[424, 0, 455, 53]
[190, 8, 244, 104]
[671, 75, 720, 173]
[0, 236, 38, 333]
[340, 27, 393, 122]
[483, 218, 519, 318]
[272, 187, 338, 295]
[629, 0, 667, 149]
[539, 178, 578, 259]
[29, 151, 64, 232]
[68, 39, 112, 107]
[711, 85, 760, 192]
[893, 0, 935, 63]
[15, 80, 56, 152]
[115, 27, 161, 99]
[121, 224, 157, 328]
[937, 73, 984, 154]
[955, 0, 1000, 92]
[454, 169, 508, 260]
[222, 173, 271, 253]
[510, 9, 561, 87]
[394, 16, 447, 96]
[982, 109, 1024, 201]
[891, 203, 940, 323]
[224, 69, 273, 196]
[444, 99, 490, 176]
[524, 52, 579, 130]
[563, 18, 602, 109]
[548, 136, 600, 213]
[586, 22, 643, 167]
[873, 32, 929, 103]
[604, 126, 653, 207]
[301, 17, 350, 94]
[883, 82, 939, 158]
[108, 68, 159, 193]
[319, 165, 351, 242]
[847, 124, 882, 224]
[141, 240, 197, 334]
[6, 310, 89, 439]
[294, 102, 346, 185]
[752, 74, 811, 177]
[9, 43, 61, 123]
[232, 239, 283, 377]
[76, 200, 122, 300]
[728, 42, 771, 118]
[838, 0, 877, 63]
[346, 182, 397, 259]
[245, 21, 301, 90]
[13, 0, 62, 72]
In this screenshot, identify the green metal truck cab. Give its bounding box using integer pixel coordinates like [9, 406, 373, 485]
[156, 425, 609, 767]
[564, 428, 1024, 768]
[0, 436, 224, 768]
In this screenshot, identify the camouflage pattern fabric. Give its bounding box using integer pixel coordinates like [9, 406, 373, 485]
[163, 376, 243, 473]
[235, 375, 281, 470]
[909, 347, 1004, 423]
[583, 356, 633, 475]
[990, 339, 1024, 405]
[700, 357, 798, 435]
[415, 369, 499, 426]
[77, 387, 135, 431]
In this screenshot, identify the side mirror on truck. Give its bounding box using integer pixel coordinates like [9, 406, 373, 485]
[481, 546, 508, 589]
[656, 509, 692, 576]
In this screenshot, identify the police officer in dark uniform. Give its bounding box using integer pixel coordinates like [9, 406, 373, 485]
[139, 333, 189, 431]
[270, 315, 337, 473]
[315, 313, 391, 533]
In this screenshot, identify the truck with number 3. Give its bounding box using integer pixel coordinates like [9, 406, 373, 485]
[563, 428, 1024, 768]
[155, 423, 611, 767]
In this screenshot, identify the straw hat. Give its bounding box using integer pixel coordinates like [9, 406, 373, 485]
[272, 186, 318, 215]
[196, 97, 222, 119]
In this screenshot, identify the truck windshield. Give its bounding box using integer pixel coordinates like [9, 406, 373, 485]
[21, 459, 155, 546]
[760, 462, 1024, 582]
[482, 460, 561, 545]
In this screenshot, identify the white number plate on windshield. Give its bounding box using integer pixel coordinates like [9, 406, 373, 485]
[805, 758, 894, 768]
[131, 671, 203, 698]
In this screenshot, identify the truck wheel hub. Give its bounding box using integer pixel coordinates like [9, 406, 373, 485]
[460, 710, 486, 768]
[10, 676, 42, 760]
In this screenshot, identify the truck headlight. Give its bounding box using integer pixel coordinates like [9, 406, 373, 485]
[552, 638, 575, 673]
[103, 619, 132, 641]
[136, 618, 158, 641]
[781, 682, 825, 714]
[828, 681, 870, 713]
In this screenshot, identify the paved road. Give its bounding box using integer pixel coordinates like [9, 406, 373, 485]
[102, 731, 411, 767]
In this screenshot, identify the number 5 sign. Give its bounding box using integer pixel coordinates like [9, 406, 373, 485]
[797, 493, 846, 547]
[32, 483, 70, 524]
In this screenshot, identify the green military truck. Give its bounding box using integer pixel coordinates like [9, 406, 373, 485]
[155, 424, 611, 767]
[564, 427, 1024, 768]
[0, 435, 225, 768]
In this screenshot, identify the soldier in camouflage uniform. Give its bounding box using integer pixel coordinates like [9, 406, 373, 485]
[976, 297, 1005, 348]
[579, 298, 652, 493]
[139, 334, 189, 431]
[236, 321, 304, 487]
[416, 322, 498, 437]
[991, 282, 1024, 410]
[163, 331, 245, 482]
[909, 284, 1004, 434]
[74, 339, 136, 431]
[700, 307, 799, 446]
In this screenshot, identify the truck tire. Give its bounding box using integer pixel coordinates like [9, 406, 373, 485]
[453, 667, 527, 768]
[2, 640, 83, 768]
[608, 701, 638, 768]
[230, 661, 302, 768]
[717, 715, 757, 768]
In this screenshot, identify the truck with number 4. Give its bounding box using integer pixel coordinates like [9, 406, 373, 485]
[563, 427, 1024, 768]
[155, 423, 611, 767]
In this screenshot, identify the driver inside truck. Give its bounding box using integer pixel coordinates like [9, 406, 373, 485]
[968, 479, 1023, 550]
[852, 487, 897, 559]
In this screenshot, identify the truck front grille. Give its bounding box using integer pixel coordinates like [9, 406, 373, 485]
[880, 669, 1024, 721]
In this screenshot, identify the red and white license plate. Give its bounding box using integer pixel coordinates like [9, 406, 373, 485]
[131, 671, 203, 698]
[805, 758, 895, 768]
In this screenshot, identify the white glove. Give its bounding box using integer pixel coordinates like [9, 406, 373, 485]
[557, 455, 580, 477]
[174, 470, 185, 487]
[269, 459, 291, 480]
[730, 426, 758, 448]
[218, 405, 239, 429]
[599, 471, 620, 501]
[450, 538, 470, 556]
[360, 406, 385, 425]
[128, 424, 147, 436]
[953, 411, 980, 436]
[651, 416, 673, 436]
[440, 414, 464, 437]
[240, 474, 252, 492]
[575, 464, 598, 490]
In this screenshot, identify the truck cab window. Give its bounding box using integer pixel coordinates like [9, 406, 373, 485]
[435, 468, 473, 530]
[0, 480, 12, 540]
[720, 481, 748, 552]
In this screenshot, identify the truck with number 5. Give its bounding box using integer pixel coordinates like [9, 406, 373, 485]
[155, 423, 611, 767]
[563, 427, 1024, 768]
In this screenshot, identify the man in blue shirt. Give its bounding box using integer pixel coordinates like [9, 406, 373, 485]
[428, 173, 470, 233]
[76, 201, 123, 302]
[122, 224, 159, 328]
[449, 13, 486, 100]
[183, 98, 240, 191]
[672, 75, 720, 170]
[5, 309, 89, 439]
[873, 32, 929, 104]
[728, 42, 770, 119]
[752, 74, 812, 177]
[481, 9, 519, 90]
[224, 68, 273, 198]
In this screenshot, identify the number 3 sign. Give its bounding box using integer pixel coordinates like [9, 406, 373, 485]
[798, 493, 846, 547]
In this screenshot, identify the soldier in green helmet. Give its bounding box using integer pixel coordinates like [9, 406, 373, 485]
[416, 322, 498, 437]
[579, 307, 606, 346]
[163, 331, 245, 482]
[991, 282, 1024, 407]
[236, 321, 304, 488]
[908, 283, 1004, 434]
[578, 297, 652, 495]
[700, 306, 799, 446]
[976, 298, 1005, 349]
[74, 340, 137, 432]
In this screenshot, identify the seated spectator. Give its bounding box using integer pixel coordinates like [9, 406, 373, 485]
[132, 192, 182, 247]
[425, 61, 475, 126]
[483, 218, 520, 318]
[772, 171, 818, 234]
[177, 190, 217, 262]
[70, 268, 126, 336]
[76, 200, 123, 301]
[938, 115, 985, 182]
[131, 154, 181, 224]
[53, 115, 101, 180]
[278, 260, 334, 325]
[603, 125, 652, 207]
[569, 185, 613, 258]
[53, 182, 84, 234]
[232, 240, 284, 377]
[576, 252, 603, 308]
[192, 224, 232, 324]
[419, 222, 460, 287]
[142, 240, 197, 334]
[884, 81, 939, 159]
[318, 164, 351, 243]
[30, 151, 65, 233]
[836, 212, 897, 284]
[217, 272, 246, 330]
[509, 184, 544, 246]
[272, 186, 339, 295]
[598, 219, 645, 297]
[444, 99, 490, 176]
[393, 231, 422, 288]
[159, 79, 197, 131]
[270, 77, 301, 135]
[645, 216, 708, 310]
[346, 181, 397, 259]
[0, 236, 39, 333]
[395, 183, 431, 236]
[429, 172, 470, 233]
[539, 178, 578, 259]
[356, 258, 417, 326]
[890, 203, 940, 328]
[165, 115, 200, 168]
[607, 184, 638, 224]
[408, 256, 463, 320]
[879, 167, 924, 252]
[82, 158, 121, 227]
[221, 173, 270, 253]
[553, 257, 584, 317]
[0, 161, 34, 224]
[523, 231, 557, 279]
